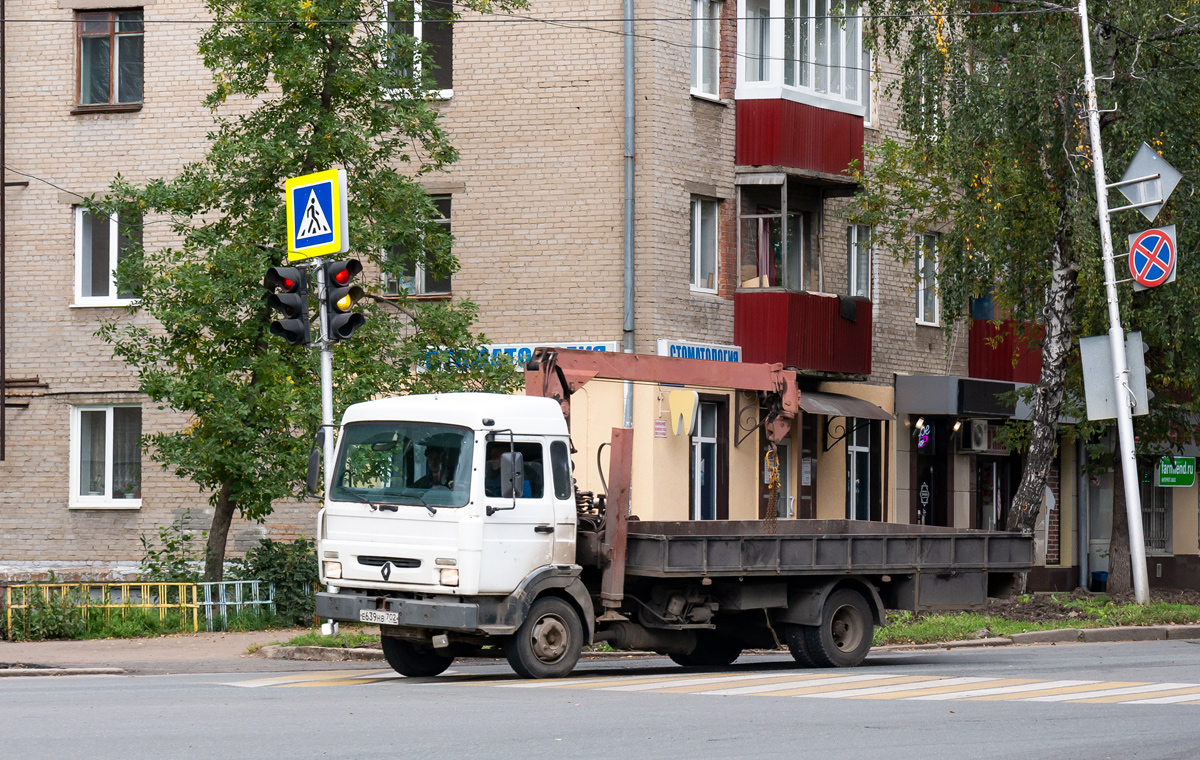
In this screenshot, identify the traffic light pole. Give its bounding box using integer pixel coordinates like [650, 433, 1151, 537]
[314, 260, 335, 497]
[1079, 0, 1149, 603]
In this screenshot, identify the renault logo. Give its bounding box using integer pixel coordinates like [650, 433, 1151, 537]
[381, 561, 393, 582]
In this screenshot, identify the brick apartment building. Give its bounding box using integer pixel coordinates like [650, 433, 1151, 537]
[1, 0, 1195, 589]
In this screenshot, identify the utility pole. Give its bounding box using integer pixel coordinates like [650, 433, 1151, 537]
[314, 260, 334, 496]
[1078, 0, 1150, 603]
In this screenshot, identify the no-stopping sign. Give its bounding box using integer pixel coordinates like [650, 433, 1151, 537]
[1128, 225, 1177, 289]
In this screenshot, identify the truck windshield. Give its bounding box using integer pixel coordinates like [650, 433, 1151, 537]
[331, 422, 473, 508]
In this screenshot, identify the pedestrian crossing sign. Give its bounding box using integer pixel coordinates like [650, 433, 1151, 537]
[285, 168, 349, 261]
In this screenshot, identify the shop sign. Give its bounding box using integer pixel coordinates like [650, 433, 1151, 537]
[485, 342, 620, 365]
[656, 339, 741, 363]
[1156, 456, 1196, 487]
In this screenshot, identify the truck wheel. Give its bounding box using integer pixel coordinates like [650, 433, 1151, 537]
[783, 624, 817, 668]
[381, 636, 454, 677]
[668, 633, 742, 667]
[803, 589, 874, 668]
[505, 596, 583, 679]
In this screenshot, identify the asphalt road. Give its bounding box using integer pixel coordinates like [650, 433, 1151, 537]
[6, 641, 1200, 760]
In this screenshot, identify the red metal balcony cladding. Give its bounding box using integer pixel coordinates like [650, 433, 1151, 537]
[969, 320, 1043, 384]
[734, 291, 872, 375]
[736, 99, 864, 175]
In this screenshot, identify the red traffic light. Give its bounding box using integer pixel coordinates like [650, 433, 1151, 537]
[265, 267, 305, 294]
[325, 259, 362, 288]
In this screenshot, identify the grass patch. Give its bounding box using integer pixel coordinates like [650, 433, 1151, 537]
[874, 611, 1060, 646]
[272, 628, 379, 649]
[875, 594, 1200, 646]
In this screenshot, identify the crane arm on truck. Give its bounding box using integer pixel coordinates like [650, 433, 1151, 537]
[524, 347, 800, 447]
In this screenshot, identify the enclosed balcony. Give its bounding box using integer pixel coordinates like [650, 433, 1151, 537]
[735, 0, 869, 175]
[735, 291, 872, 375]
[969, 320, 1043, 384]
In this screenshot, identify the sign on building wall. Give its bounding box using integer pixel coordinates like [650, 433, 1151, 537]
[485, 342, 620, 365]
[1156, 456, 1196, 487]
[656, 339, 742, 363]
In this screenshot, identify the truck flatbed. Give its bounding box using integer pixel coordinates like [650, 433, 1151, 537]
[625, 520, 1032, 610]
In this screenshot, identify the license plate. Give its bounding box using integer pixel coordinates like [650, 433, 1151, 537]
[359, 609, 399, 625]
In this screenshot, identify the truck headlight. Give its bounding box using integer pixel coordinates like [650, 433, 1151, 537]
[324, 561, 342, 580]
[440, 568, 459, 587]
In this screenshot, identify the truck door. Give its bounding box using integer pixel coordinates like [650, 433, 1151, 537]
[480, 438, 556, 593]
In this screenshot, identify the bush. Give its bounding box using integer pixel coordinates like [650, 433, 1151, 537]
[139, 511, 204, 583]
[232, 538, 319, 627]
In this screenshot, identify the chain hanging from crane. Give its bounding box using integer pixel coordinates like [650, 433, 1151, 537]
[764, 448, 780, 535]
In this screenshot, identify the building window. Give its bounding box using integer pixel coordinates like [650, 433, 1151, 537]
[387, 0, 453, 96]
[691, 0, 721, 97]
[75, 207, 142, 305]
[690, 197, 719, 292]
[738, 182, 816, 291]
[846, 418, 872, 520]
[77, 10, 143, 107]
[690, 402, 720, 520]
[1140, 478, 1171, 556]
[739, 0, 870, 112]
[848, 224, 871, 298]
[385, 196, 452, 297]
[745, 0, 771, 82]
[916, 232, 939, 325]
[71, 405, 142, 507]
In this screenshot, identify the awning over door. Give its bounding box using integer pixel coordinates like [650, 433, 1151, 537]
[799, 391, 894, 421]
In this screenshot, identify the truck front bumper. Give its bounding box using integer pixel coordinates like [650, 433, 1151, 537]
[317, 592, 481, 632]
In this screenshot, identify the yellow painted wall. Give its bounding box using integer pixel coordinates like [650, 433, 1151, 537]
[1057, 445, 1077, 568]
[1172, 484, 1199, 556]
[566, 379, 757, 521]
[813, 382, 897, 522]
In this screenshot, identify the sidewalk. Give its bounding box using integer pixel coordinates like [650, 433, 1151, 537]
[0, 629, 369, 676]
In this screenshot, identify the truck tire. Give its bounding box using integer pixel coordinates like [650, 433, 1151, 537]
[505, 596, 583, 679]
[803, 589, 874, 668]
[783, 624, 818, 668]
[668, 633, 742, 667]
[381, 636, 454, 677]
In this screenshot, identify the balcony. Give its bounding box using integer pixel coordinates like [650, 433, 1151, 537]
[734, 290, 872, 375]
[969, 320, 1043, 384]
[737, 100, 863, 176]
[735, 0, 868, 176]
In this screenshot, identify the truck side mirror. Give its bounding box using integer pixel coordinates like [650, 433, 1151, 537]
[306, 429, 326, 496]
[500, 451, 525, 499]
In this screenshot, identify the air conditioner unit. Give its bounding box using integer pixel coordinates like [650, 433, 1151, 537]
[963, 419, 990, 452]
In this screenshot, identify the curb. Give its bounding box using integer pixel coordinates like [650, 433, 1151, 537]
[0, 667, 125, 677]
[253, 624, 1200, 662]
[253, 645, 664, 662]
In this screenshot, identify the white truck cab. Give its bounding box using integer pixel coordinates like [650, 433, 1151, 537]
[318, 393, 578, 597]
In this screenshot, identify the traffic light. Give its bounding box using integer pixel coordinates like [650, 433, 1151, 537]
[324, 259, 365, 342]
[264, 266, 311, 346]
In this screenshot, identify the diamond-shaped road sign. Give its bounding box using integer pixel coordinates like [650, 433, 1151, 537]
[1118, 143, 1182, 222]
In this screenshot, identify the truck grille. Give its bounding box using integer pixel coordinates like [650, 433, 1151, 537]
[356, 556, 421, 569]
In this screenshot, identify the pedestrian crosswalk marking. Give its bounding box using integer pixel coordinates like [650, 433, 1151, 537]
[224, 668, 1200, 705]
[1076, 685, 1200, 704]
[814, 676, 997, 699]
[908, 679, 1089, 701]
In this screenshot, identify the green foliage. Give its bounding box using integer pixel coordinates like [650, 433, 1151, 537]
[139, 511, 205, 583]
[874, 596, 1200, 646]
[4, 578, 89, 642]
[231, 538, 320, 626]
[273, 627, 379, 648]
[95, 0, 524, 580]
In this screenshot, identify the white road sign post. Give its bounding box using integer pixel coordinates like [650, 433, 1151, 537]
[284, 169, 349, 497]
[1076, 0, 1183, 603]
[284, 168, 351, 638]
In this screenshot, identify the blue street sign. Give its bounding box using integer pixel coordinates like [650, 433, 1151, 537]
[285, 169, 349, 261]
